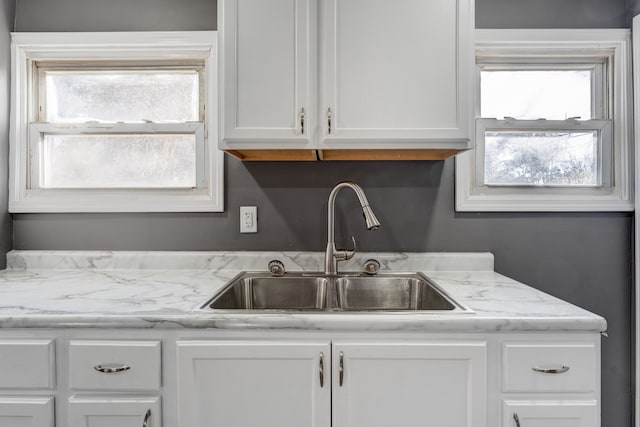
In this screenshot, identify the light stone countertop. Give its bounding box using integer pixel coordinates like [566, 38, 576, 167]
[0, 250, 607, 332]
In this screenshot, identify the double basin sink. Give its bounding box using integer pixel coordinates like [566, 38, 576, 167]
[202, 271, 470, 313]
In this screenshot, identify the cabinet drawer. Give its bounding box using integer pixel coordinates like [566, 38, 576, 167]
[69, 340, 161, 391]
[0, 397, 55, 425]
[502, 343, 596, 393]
[503, 400, 597, 427]
[69, 396, 160, 427]
[0, 339, 55, 389]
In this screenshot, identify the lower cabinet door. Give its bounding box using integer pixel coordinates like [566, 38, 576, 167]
[503, 400, 598, 427]
[332, 341, 487, 427]
[68, 396, 160, 427]
[176, 340, 331, 427]
[0, 397, 54, 427]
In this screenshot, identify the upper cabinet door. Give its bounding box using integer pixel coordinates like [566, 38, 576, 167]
[219, 0, 317, 150]
[320, 0, 473, 148]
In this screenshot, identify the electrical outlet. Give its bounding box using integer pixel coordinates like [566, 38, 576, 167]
[240, 206, 258, 233]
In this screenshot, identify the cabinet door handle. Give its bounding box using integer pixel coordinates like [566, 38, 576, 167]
[94, 364, 131, 373]
[299, 108, 305, 135]
[532, 365, 570, 374]
[143, 409, 151, 427]
[319, 352, 325, 387]
[513, 413, 521, 427]
[327, 108, 332, 135]
[339, 351, 344, 386]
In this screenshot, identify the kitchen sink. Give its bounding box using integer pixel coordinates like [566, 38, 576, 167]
[206, 274, 329, 311]
[335, 274, 457, 311]
[201, 272, 470, 313]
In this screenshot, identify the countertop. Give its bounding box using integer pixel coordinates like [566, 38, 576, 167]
[0, 250, 607, 332]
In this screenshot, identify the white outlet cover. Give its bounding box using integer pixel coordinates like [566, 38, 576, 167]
[240, 206, 257, 233]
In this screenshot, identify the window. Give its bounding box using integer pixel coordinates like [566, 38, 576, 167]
[10, 32, 223, 212]
[455, 29, 632, 212]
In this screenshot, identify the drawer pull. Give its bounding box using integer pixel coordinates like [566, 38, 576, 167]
[532, 365, 570, 374]
[143, 408, 151, 427]
[94, 364, 131, 373]
[319, 352, 325, 387]
[339, 351, 344, 386]
[513, 413, 521, 427]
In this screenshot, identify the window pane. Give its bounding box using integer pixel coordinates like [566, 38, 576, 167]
[44, 71, 199, 123]
[484, 131, 598, 186]
[481, 70, 592, 120]
[41, 134, 196, 189]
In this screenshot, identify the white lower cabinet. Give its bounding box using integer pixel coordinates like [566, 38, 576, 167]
[0, 340, 56, 389]
[68, 340, 162, 427]
[503, 400, 598, 427]
[0, 330, 603, 427]
[500, 338, 600, 427]
[68, 396, 160, 427]
[0, 397, 54, 427]
[333, 341, 487, 427]
[0, 339, 55, 427]
[176, 340, 487, 427]
[176, 341, 331, 427]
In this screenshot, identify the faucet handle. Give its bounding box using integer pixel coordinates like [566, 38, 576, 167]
[363, 259, 381, 275]
[336, 236, 357, 261]
[268, 260, 286, 276]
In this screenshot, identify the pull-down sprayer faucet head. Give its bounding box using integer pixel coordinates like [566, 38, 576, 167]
[362, 205, 380, 230]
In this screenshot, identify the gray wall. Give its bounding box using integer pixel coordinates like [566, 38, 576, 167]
[0, 0, 13, 270]
[632, 0, 640, 19]
[478, 0, 628, 28]
[11, 0, 634, 425]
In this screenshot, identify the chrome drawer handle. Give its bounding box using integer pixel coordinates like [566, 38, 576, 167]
[94, 364, 131, 373]
[339, 351, 344, 386]
[513, 413, 521, 427]
[532, 365, 570, 374]
[143, 409, 151, 427]
[319, 352, 325, 388]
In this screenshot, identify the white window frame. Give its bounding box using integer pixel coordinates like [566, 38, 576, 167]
[10, 31, 223, 213]
[455, 29, 632, 212]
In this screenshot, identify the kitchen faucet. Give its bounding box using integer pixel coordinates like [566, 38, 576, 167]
[324, 182, 380, 275]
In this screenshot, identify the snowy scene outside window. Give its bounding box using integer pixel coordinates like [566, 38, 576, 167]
[480, 70, 599, 187]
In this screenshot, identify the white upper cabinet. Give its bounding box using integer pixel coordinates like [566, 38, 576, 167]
[218, 0, 318, 159]
[218, 0, 473, 160]
[320, 0, 472, 152]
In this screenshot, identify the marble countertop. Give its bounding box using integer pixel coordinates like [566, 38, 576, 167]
[0, 250, 607, 332]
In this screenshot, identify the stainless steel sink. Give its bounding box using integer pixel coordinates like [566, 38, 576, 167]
[206, 274, 329, 311]
[335, 274, 457, 311]
[202, 272, 470, 313]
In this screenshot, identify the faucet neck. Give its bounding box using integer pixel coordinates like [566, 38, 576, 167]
[324, 242, 338, 276]
[324, 182, 379, 275]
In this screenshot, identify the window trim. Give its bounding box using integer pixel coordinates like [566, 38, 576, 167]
[455, 29, 632, 212]
[10, 31, 223, 213]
